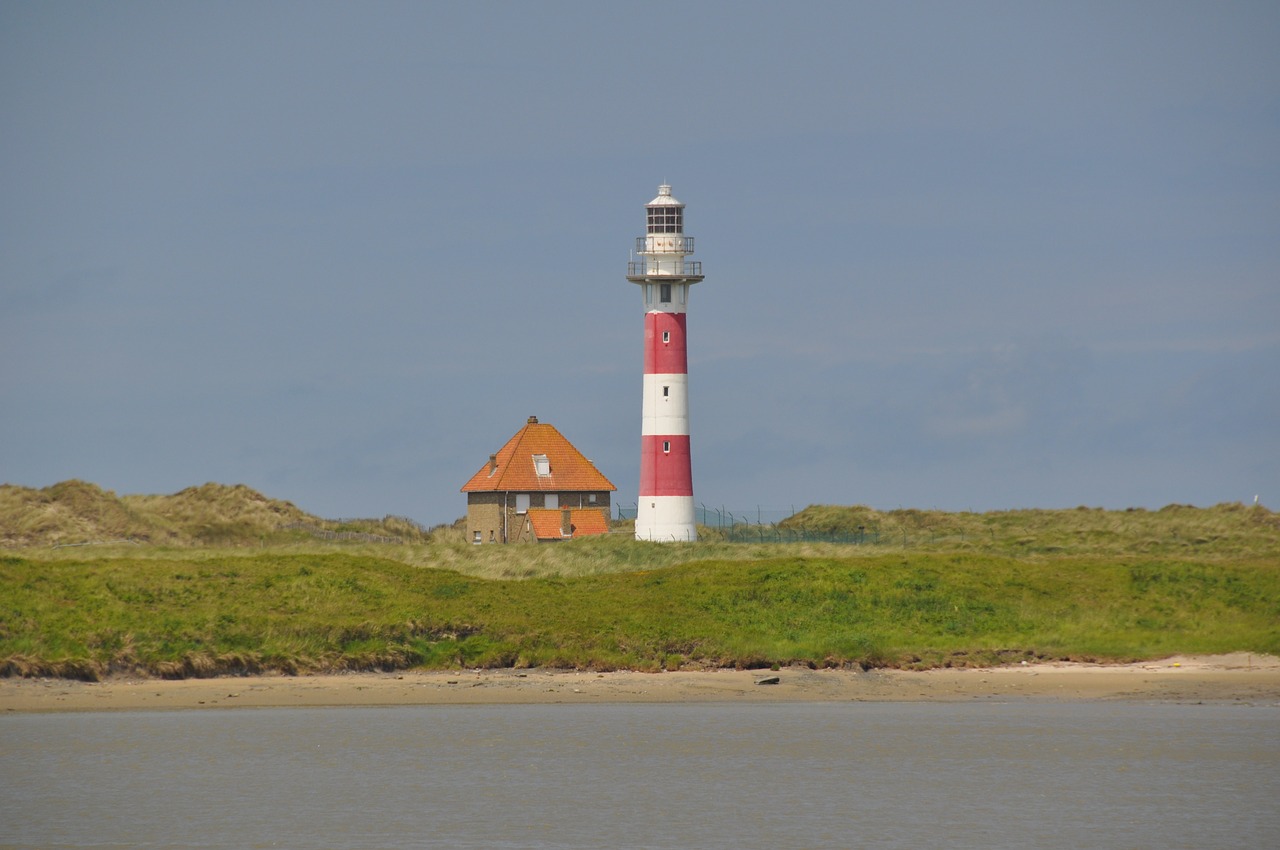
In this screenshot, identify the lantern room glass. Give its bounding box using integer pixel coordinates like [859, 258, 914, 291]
[646, 206, 683, 234]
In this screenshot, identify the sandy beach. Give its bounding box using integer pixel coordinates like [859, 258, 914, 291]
[3, 653, 1277, 712]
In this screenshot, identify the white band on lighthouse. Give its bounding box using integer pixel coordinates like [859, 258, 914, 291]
[641, 373, 689, 435]
[626, 184, 704, 542]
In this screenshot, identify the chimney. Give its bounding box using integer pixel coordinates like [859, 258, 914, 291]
[561, 509, 573, 537]
[488, 454, 497, 475]
[527, 415, 539, 424]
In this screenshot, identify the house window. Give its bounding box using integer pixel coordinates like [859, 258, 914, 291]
[515, 494, 530, 514]
[472, 530, 482, 544]
[663, 441, 671, 454]
[588, 494, 597, 504]
[660, 283, 671, 303]
[662, 330, 670, 344]
[545, 494, 558, 510]
[533, 454, 550, 476]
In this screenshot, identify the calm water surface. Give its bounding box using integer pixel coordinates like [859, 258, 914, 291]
[2, 701, 1277, 849]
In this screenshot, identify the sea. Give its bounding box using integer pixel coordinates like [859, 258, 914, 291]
[2, 700, 1277, 849]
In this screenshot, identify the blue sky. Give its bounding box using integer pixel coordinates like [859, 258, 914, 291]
[3, 1, 1277, 525]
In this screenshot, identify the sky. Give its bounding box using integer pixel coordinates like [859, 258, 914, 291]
[3, 1, 1278, 526]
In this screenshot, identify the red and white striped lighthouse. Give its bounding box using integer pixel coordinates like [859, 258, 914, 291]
[626, 184, 704, 541]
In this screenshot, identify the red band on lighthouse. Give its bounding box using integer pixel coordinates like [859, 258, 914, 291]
[644, 313, 687, 375]
[639, 434, 693, 496]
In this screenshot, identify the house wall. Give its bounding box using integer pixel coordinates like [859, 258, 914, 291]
[467, 491, 613, 544]
[465, 492, 505, 544]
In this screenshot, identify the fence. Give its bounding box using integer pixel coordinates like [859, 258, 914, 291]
[614, 504, 901, 545]
[615, 504, 799, 528]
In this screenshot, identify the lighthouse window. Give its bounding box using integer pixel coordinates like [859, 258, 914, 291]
[646, 207, 683, 234]
[663, 441, 671, 454]
[663, 385, 669, 398]
[662, 330, 670, 344]
[660, 283, 671, 303]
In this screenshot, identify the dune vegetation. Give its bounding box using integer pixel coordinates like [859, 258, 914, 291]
[1, 482, 1277, 680]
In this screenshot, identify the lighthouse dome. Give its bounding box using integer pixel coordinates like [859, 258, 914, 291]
[646, 184, 683, 207]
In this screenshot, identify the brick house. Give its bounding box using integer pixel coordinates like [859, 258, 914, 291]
[461, 416, 615, 544]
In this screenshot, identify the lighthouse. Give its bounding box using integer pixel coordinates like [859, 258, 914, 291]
[626, 184, 704, 542]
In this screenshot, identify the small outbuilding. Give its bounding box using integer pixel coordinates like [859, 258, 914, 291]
[460, 416, 615, 544]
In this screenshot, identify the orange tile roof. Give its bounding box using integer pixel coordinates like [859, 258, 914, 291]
[526, 508, 611, 540]
[461, 416, 616, 494]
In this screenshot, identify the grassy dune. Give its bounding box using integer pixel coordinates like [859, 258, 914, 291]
[0, 480, 433, 547]
[779, 502, 1280, 556]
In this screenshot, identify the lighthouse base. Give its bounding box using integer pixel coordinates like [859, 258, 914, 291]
[635, 496, 698, 542]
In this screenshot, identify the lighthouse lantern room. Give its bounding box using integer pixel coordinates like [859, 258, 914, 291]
[626, 184, 704, 542]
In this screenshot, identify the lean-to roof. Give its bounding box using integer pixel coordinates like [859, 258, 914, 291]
[526, 507, 611, 540]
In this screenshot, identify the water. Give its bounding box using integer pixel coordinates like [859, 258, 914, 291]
[2, 701, 1277, 849]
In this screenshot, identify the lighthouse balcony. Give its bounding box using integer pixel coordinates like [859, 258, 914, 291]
[636, 236, 694, 254]
[627, 260, 703, 281]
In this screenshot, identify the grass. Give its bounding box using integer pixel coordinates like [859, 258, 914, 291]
[3, 486, 1277, 680]
[3, 545, 1277, 680]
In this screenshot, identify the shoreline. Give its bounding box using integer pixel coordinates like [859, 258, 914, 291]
[2, 653, 1277, 713]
